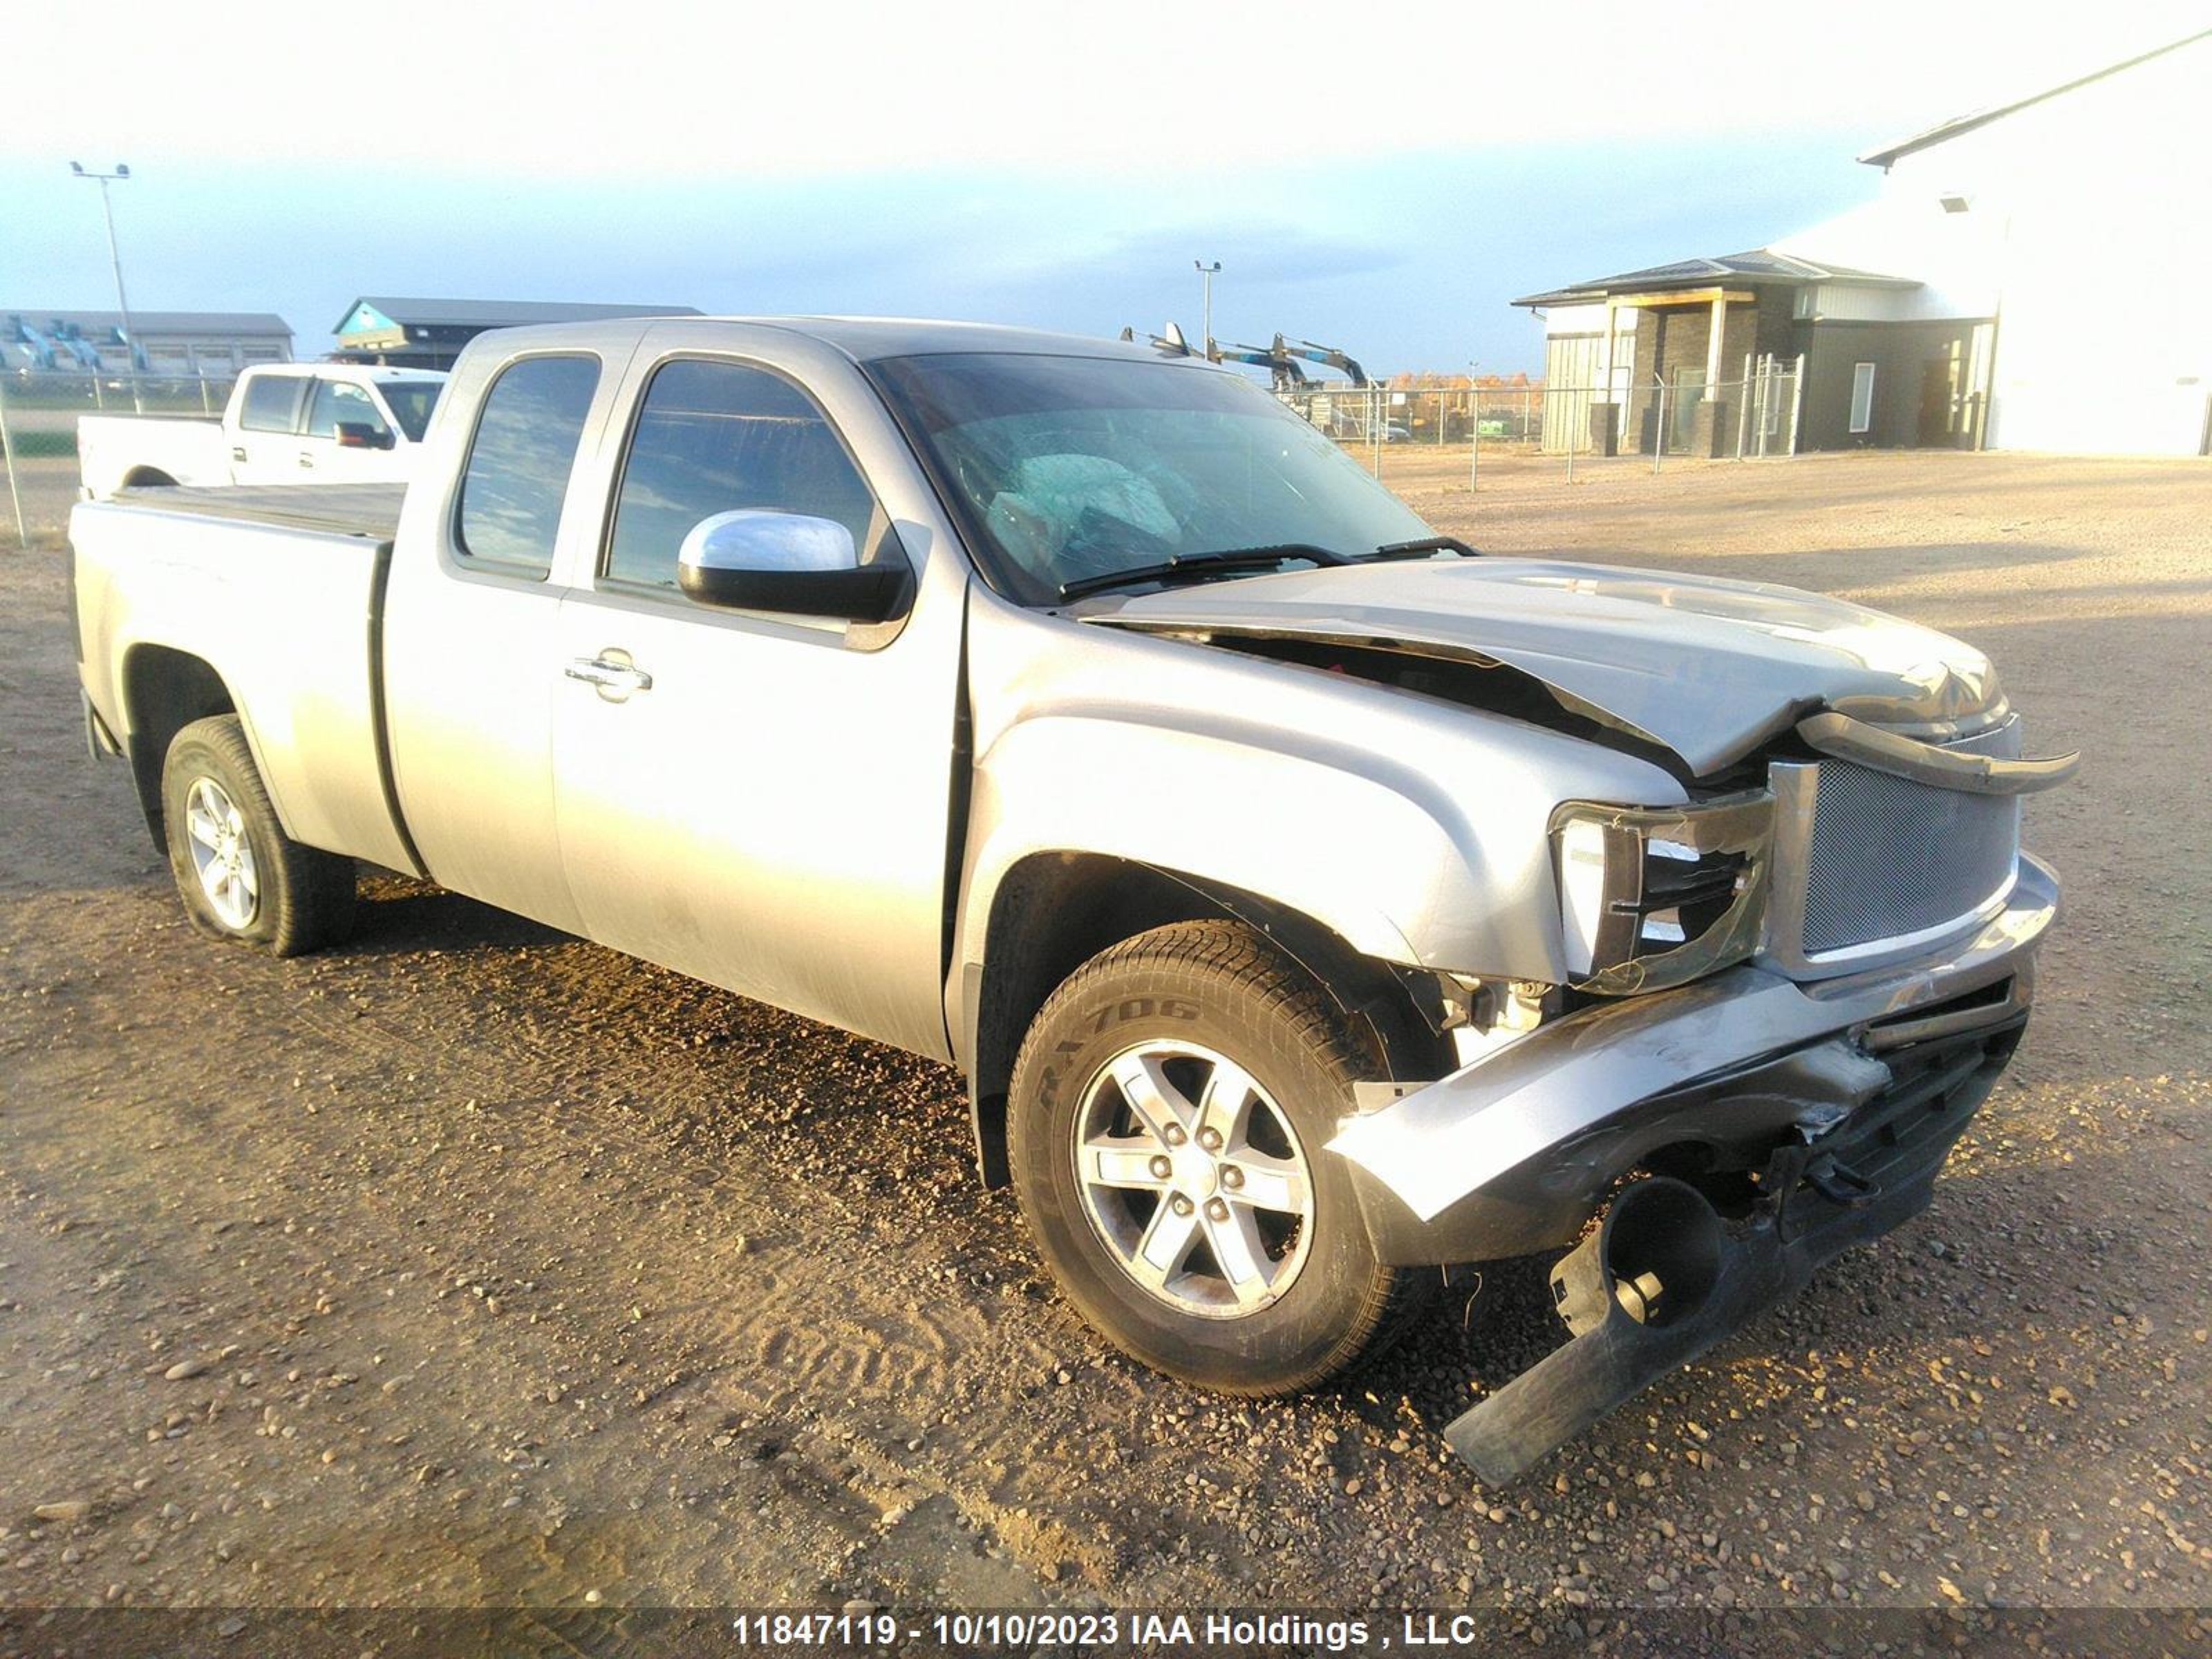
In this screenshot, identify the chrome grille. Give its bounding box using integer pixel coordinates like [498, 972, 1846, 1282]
[1769, 718, 2022, 974]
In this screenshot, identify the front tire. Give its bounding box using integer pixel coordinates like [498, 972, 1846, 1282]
[161, 715, 356, 957]
[1009, 920, 1424, 1396]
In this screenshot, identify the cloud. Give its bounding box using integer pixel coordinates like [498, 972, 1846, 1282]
[1, 137, 1866, 377]
[17, 3, 2205, 377]
[18, 0, 2209, 178]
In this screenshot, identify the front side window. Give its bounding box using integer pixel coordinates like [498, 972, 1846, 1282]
[238, 374, 302, 433]
[377, 379, 443, 442]
[455, 355, 601, 576]
[871, 352, 1434, 604]
[604, 358, 886, 589]
[305, 379, 389, 440]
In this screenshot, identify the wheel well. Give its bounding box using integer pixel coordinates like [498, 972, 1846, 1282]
[965, 852, 1451, 1187]
[121, 467, 178, 489]
[121, 646, 235, 850]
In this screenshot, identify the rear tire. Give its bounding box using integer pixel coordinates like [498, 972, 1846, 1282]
[1009, 920, 1426, 1396]
[161, 715, 356, 957]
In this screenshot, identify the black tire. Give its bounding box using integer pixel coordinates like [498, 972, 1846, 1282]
[160, 715, 356, 957]
[1009, 919, 1426, 1396]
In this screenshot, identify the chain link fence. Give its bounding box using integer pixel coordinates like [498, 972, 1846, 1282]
[1275, 384, 1545, 489]
[1538, 356, 1805, 465]
[1279, 384, 1548, 449]
[1, 369, 239, 547]
[1278, 355, 1806, 482]
[6, 357, 1817, 545]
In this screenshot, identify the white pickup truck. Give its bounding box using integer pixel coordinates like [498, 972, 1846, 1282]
[77, 362, 446, 498]
[68, 316, 2075, 1482]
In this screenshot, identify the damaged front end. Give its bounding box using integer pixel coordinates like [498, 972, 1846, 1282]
[1086, 561, 2079, 1481]
[1325, 704, 2071, 1484]
[1337, 858, 2053, 1485]
[1442, 977, 2030, 1486]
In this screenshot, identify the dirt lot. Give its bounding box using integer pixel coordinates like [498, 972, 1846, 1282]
[1, 451, 2208, 1623]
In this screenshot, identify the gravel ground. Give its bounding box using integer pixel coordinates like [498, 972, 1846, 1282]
[1, 450, 2207, 1622]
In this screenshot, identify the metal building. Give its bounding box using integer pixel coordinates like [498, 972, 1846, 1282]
[3, 309, 292, 375]
[1518, 28, 2212, 458]
[332, 298, 702, 370]
[1514, 253, 1950, 456]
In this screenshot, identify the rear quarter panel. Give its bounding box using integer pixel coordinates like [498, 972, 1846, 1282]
[71, 499, 415, 870]
[76, 415, 229, 498]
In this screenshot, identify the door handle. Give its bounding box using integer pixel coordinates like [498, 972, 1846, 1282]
[298, 451, 316, 468]
[230, 446, 248, 462]
[565, 655, 654, 694]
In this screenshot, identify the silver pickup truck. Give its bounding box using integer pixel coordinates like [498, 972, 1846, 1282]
[70, 317, 2074, 1482]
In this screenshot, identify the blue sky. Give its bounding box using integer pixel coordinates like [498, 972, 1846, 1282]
[12, 146, 1868, 375]
[8, 1, 2202, 375]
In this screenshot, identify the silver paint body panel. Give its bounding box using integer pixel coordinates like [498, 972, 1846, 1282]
[1089, 558, 2007, 776]
[540, 322, 969, 1060]
[68, 497, 419, 876]
[953, 580, 1683, 1009]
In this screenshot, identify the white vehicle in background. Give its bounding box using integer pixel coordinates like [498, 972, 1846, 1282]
[77, 364, 446, 499]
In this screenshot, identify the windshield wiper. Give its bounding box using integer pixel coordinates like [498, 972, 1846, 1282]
[1368, 535, 1480, 561]
[1058, 544, 1346, 603]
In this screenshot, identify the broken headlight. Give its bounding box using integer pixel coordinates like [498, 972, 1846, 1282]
[1550, 792, 1774, 995]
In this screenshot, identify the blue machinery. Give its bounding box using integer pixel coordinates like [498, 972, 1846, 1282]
[1121, 323, 1369, 394]
[5, 317, 144, 373]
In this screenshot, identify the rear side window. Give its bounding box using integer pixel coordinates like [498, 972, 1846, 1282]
[454, 355, 601, 577]
[238, 375, 302, 433]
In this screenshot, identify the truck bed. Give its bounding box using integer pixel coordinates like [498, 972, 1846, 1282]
[117, 482, 406, 542]
[70, 487, 420, 881]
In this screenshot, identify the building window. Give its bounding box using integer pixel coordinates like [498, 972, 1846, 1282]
[1849, 362, 1877, 435]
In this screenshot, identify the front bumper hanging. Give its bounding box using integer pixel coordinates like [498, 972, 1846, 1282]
[1445, 1003, 2018, 1485]
[1331, 855, 2055, 1266]
[1327, 855, 2058, 1482]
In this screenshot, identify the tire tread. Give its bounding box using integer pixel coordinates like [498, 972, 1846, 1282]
[162, 715, 356, 957]
[1011, 919, 1427, 1398]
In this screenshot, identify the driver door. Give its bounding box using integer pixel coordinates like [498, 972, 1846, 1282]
[301, 378, 395, 481]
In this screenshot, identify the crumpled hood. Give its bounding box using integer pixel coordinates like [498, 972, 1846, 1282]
[1084, 559, 2003, 775]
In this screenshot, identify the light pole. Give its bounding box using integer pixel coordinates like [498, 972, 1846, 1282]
[1468, 360, 1481, 492]
[70, 162, 138, 378]
[1194, 260, 1220, 355]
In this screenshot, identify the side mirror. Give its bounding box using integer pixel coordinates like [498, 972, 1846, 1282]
[675, 510, 908, 623]
[335, 421, 394, 451]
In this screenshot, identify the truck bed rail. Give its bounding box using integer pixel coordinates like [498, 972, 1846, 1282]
[109, 482, 405, 542]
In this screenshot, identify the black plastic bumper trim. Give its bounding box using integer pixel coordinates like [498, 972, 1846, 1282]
[1443, 1150, 1951, 1487]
